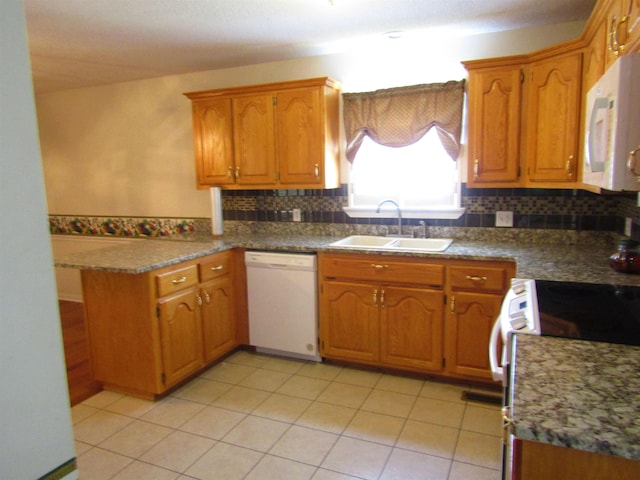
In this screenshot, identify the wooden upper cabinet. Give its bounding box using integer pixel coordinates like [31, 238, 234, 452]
[232, 93, 277, 185]
[466, 63, 523, 186]
[526, 52, 582, 184]
[276, 87, 323, 185]
[184, 77, 341, 190]
[191, 97, 234, 185]
[583, 17, 608, 93]
[627, 0, 640, 53]
[605, 0, 629, 65]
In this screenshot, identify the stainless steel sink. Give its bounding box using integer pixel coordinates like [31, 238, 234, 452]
[329, 235, 453, 252]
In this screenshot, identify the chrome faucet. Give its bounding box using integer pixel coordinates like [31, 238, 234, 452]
[376, 199, 402, 236]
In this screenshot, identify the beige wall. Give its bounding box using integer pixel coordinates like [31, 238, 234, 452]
[37, 21, 585, 219]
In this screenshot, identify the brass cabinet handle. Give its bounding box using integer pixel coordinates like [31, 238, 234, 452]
[314, 163, 319, 178]
[450, 295, 456, 313]
[609, 15, 630, 56]
[370, 264, 389, 270]
[196, 293, 203, 306]
[227, 166, 233, 178]
[372, 288, 378, 305]
[203, 290, 211, 304]
[566, 155, 574, 179]
[465, 275, 488, 282]
[210, 265, 224, 271]
[628, 146, 640, 178]
[380, 289, 385, 307]
[473, 159, 479, 180]
[172, 276, 187, 285]
[235, 166, 240, 179]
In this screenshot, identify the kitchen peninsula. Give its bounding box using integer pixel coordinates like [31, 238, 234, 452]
[509, 334, 640, 478]
[55, 229, 640, 286]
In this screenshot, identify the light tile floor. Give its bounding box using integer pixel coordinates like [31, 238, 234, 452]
[72, 351, 503, 480]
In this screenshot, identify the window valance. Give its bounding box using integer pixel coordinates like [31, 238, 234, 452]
[343, 80, 465, 162]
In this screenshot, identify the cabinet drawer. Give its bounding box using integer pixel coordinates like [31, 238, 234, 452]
[200, 253, 232, 281]
[448, 265, 507, 292]
[156, 265, 199, 297]
[321, 255, 444, 287]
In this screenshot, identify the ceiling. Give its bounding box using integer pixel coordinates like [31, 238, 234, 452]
[24, 0, 597, 94]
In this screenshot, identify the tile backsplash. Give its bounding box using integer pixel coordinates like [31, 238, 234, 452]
[222, 185, 640, 237]
[49, 185, 640, 240]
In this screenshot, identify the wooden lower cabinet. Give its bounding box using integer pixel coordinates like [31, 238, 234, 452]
[158, 287, 205, 387]
[319, 253, 446, 376]
[318, 252, 514, 383]
[513, 438, 640, 479]
[380, 287, 444, 372]
[82, 250, 243, 399]
[320, 281, 380, 364]
[446, 291, 504, 380]
[201, 275, 236, 363]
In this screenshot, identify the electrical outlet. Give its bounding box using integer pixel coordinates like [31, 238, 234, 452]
[292, 208, 301, 222]
[496, 211, 514, 228]
[625, 217, 633, 237]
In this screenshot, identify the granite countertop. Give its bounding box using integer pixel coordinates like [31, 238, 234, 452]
[510, 334, 640, 461]
[53, 232, 640, 286]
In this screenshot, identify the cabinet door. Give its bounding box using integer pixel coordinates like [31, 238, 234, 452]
[158, 288, 204, 387]
[605, 0, 628, 66]
[583, 19, 607, 94]
[380, 286, 444, 373]
[446, 291, 503, 380]
[232, 94, 276, 185]
[276, 87, 323, 185]
[467, 66, 522, 185]
[526, 52, 582, 184]
[192, 97, 235, 186]
[320, 281, 380, 363]
[201, 276, 236, 363]
[625, 0, 640, 54]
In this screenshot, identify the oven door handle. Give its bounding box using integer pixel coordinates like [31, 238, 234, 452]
[489, 314, 504, 383]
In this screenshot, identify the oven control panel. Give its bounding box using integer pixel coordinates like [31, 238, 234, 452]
[500, 279, 541, 340]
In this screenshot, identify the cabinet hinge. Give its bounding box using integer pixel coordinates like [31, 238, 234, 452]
[156, 306, 160, 318]
[161, 373, 166, 384]
[520, 69, 525, 84]
[272, 96, 277, 106]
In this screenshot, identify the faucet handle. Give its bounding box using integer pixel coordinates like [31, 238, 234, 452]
[418, 220, 427, 238]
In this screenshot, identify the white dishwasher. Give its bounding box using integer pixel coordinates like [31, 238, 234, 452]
[244, 251, 320, 362]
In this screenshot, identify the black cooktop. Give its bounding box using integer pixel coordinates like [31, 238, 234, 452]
[535, 280, 640, 346]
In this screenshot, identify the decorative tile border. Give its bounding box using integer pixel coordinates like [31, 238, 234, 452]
[49, 187, 640, 240]
[49, 216, 198, 237]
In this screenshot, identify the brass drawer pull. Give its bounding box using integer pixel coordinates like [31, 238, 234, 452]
[172, 276, 188, 285]
[210, 265, 224, 271]
[370, 264, 389, 270]
[466, 275, 488, 282]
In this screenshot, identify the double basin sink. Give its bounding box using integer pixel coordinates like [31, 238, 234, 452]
[329, 235, 453, 252]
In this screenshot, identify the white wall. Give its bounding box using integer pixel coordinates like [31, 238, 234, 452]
[36, 21, 585, 219]
[0, 1, 77, 478]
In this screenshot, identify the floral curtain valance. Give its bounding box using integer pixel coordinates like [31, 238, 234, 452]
[342, 80, 465, 162]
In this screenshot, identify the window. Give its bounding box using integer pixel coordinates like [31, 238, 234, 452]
[342, 80, 466, 220]
[345, 129, 463, 219]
